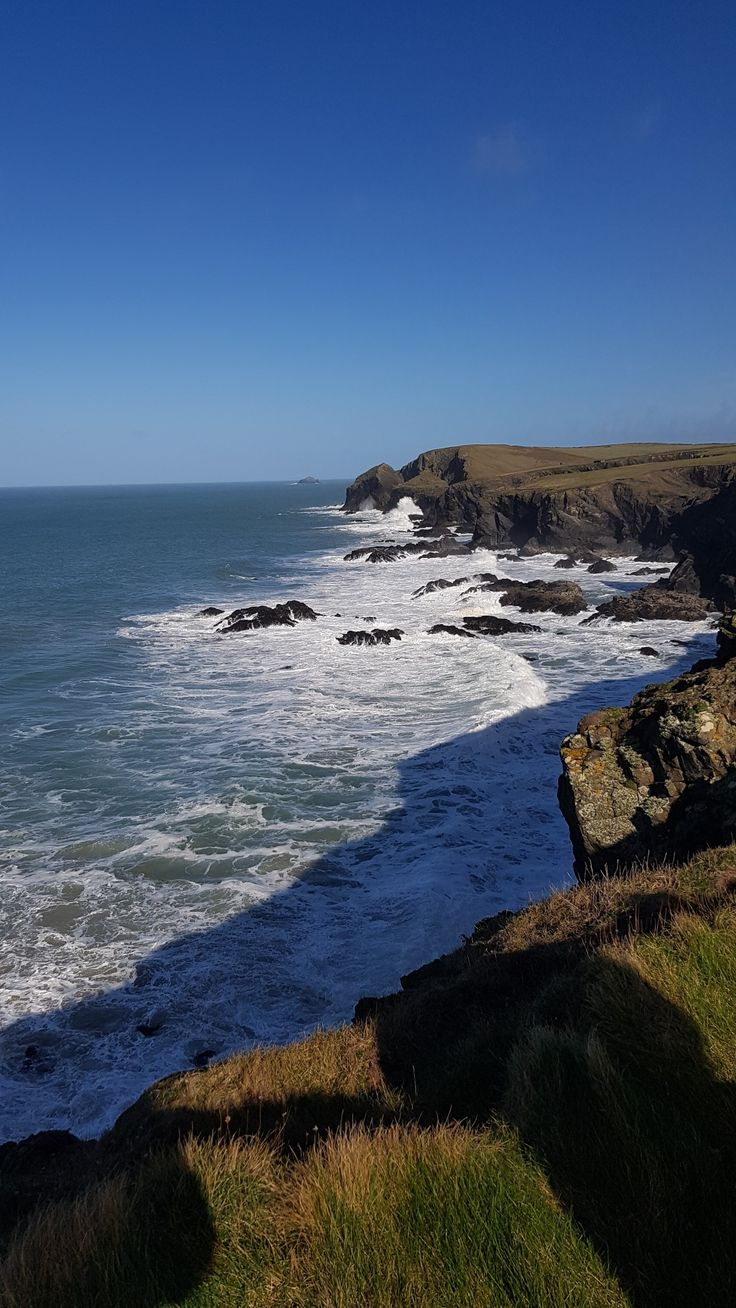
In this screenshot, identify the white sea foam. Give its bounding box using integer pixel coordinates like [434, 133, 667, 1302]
[0, 511, 717, 1141]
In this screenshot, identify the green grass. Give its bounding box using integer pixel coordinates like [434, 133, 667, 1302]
[3, 850, 736, 1306]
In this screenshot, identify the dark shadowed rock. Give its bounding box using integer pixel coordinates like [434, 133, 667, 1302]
[632, 566, 670, 576]
[639, 647, 660, 657]
[588, 558, 617, 574]
[337, 628, 405, 646]
[554, 556, 577, 569]
[218, 601, 319, 633]
[198, 607, 225, 617]
[499, 580, 588, 616]
[428, 624, 477, 638]
[462, 615, 542, 635]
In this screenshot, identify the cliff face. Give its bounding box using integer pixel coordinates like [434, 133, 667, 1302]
[343, 443, 736, 600]
[559, 617, 736, 879]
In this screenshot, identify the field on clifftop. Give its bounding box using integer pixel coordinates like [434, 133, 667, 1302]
[3, 845, 736, 1307]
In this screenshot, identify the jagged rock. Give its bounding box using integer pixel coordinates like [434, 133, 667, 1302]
[218, 601, 319, 633]
[462, 615, 542, 635]
[337, 628, 405, 646]
[498, 580, 588, 616]
[632, 566, 670, 576]
[198, 606, 224, 617]
[559, 655, 736, 878]
[428, 624, 477, 638]
[584, 587, 712, 624]
[587, 558, 617, 574]
[554, 556, 577, 569]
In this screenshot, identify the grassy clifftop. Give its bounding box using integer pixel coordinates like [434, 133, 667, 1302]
[3, 845, 736, 1306]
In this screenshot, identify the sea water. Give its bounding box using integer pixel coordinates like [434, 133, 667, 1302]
[0, 480, 716, 1140]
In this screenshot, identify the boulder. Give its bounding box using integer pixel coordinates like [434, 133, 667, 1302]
[498, 580, 588, 616]
[639, 647, 660, 657]
[632, 567, 670, 576]
[559, 654, 736, 879]
[462, 615, 542, 635]
[587, 558, 617, 574]
[337, 628, 405, 646]
[553, 556, 577, 569]
[198, 606, 224, 617]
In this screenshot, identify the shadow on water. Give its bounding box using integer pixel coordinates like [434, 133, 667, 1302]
[0, 629, 729, 1304]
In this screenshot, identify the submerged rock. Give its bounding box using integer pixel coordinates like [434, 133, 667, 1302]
[337, 628, 405, 646]
[428, 624, 477, 638]
[218, 601, 319, 633]
[498, 580, 588, 616]
[462, 615, 542, 635]
[553, 556, 577, 569]
[412, 577, 469, 598]
[198, 606, 225, 617]
[639, 647, 660, 657]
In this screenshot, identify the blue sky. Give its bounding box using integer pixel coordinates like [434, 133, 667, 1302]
[2, 0, 735, 485]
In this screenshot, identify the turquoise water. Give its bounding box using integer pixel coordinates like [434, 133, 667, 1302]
[0, 482, 716, 1139]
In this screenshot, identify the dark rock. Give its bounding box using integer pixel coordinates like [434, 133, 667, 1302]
[136, 1023, 161, 1037]
[632, 566, 670, 576]
[193, 1049, 217, 1068]
[586, 587, 712, 624]
[198, 606, 224, 617]
[717, 611, 736, 664]
[337, 628, 405, 646]
[412, 577, 469, 598]
[428, 624, 476, 638]
[587, 558, 617, 574]
[218, 601, 319, 633]
[639, 647, 660, 657]
[554, 555, 577, 569]
[499, 580, 588, 616]
[462, 615, 542, 635]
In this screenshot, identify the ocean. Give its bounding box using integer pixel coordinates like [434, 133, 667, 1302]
[0, 480, 716, 1141]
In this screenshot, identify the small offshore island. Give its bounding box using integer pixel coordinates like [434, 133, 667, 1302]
[2, 441, 736, 1306]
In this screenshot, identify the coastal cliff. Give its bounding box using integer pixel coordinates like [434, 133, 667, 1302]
[559, 614, 736, 878]
[344, 442, 736, 602]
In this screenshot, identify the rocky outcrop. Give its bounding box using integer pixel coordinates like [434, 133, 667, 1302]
[559, 616, 736, 878]
[218, 601, 318, 633]
[588, 558, 617, 574]
[198, 606, 225, 617]
[584, 588, 712, 624]
[342, 462, 404, 511]
[337, 628, 404, 646]
[498, 580, 587, 617]
[462, 615, 542, 635]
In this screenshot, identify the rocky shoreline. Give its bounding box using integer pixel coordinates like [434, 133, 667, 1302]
[4, 444, 736, 1170]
